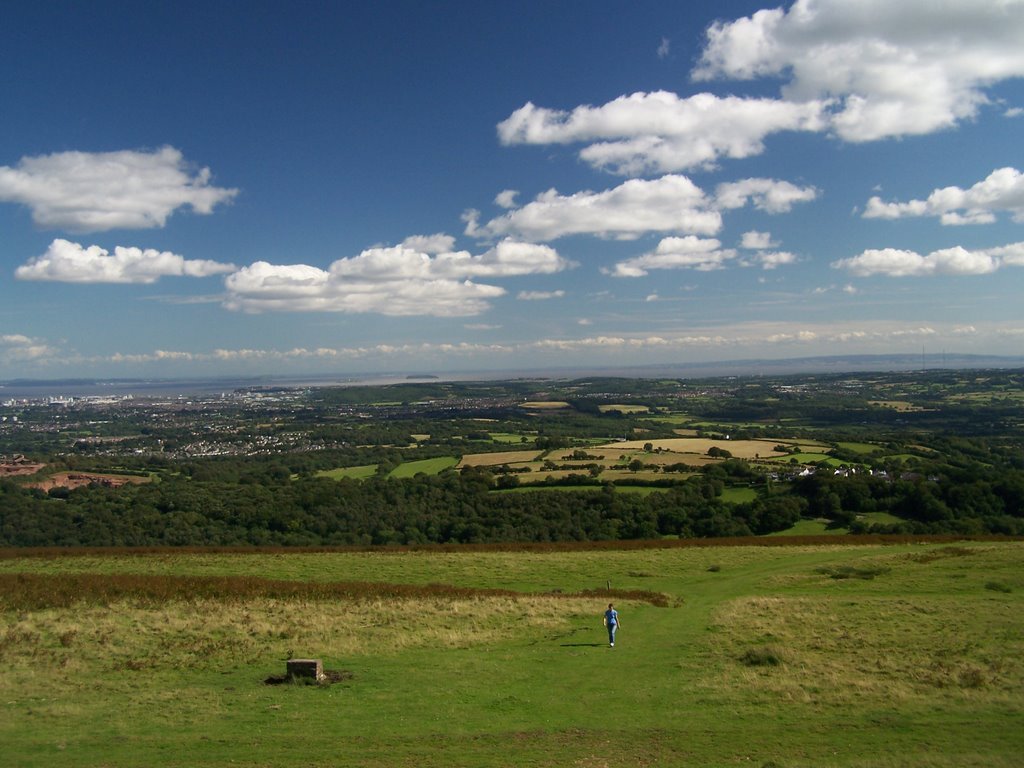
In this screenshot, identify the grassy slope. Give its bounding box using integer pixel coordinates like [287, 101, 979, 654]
[1, 542, 1022, 767]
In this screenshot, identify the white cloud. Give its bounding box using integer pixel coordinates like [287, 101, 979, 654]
[715, 178, 818, 213]
[464, 323, 502, 330]
[517, 290, 565, 300]
[1006, 107, 1024, 118]
[740, 230, 777, 249]
[657, 37, 671, 60]
[400, 233, 456, 253]
[15, 239, 236, 284]
[223, 237, 571, 316]
[693, 0, 1024, 142]
[497, 91, 826, 175]
[0, 147, 237, 232]
[494, 189, 519, 209]
[466, 175, 721, 241]
[833, 242, 1024, 277]
[751, 251, 798, 270]
[0, 333, 57, 362]
[863, 167, 1024, 225]
[611, 236, 736, 277]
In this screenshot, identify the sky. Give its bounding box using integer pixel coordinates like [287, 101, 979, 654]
[2, 0, 1023, 380]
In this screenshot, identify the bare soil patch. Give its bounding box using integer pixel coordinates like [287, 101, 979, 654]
[29, 472, 150, 491]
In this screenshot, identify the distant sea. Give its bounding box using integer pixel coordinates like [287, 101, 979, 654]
[2, 353, 1022, 400]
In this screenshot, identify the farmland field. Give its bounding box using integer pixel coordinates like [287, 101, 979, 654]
[596, 437, 796, 459]
[2, 540, 1021, 767]
[458, 450, 543, 467]
[388, 457, 460, 478]
[316, 464, 378, 480]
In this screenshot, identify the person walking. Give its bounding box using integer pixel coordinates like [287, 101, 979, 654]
[603, 603, 619, 647]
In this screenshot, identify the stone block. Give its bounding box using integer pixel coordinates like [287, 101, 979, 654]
[286, 658, 325, 682]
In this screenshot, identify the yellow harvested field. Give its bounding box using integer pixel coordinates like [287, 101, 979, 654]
[594, 438, 792, 459]
[458, 450, 543, 467]
[598, 404, 650, 414]
[521, 401, 571, 409]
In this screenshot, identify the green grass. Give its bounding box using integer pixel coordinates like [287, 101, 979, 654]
[836, 441, 880, 454]
[2, 541, 1022, 767]
[769, 452, 835, 465]
[719, 486, 758, 504]
[860, 511, 906, 526]
[316, 463, 378, 480]
[767, 518, 847, 536]
[488, 432, 533, 444]
[388, 456, 459, 478]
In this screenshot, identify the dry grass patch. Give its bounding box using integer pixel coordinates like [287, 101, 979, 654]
[0, 594, 606, 678]
[706, 594, 1024, 706]
[597, 404, 649, 414]
[596, 438, 792, 460]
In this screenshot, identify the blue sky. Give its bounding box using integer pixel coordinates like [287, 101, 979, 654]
[2, 0, 1023, 379]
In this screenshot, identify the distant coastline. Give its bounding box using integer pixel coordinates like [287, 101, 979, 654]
[2, 353, 1023, 399]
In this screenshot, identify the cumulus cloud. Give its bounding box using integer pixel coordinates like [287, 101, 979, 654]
[497, 91, 826, 175]
[517, 290, 565, 300]
[495, 3, 1024, 177]
[693, 0, 1024, 142]
[750, 251, 798, 269]
[467, 175, 813, 243]
[0, 146, 237, 232]
[740, 230, 777, 249]
[864, 167, 1024, 225]
[494, 190, 519, 209]
[610, 236, 737, 277]
[715, 178, 818, 213]
[400, 233, 456, 253]
[833, 242, 1024, 277]
[15, 239, 237, 284]
[223, 237, 572, 316]
[465, 175, 720, 241]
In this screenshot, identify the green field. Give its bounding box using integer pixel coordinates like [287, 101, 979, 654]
[488, 432, 533, 444]
[767, 518, 846, 536]
[719, 486, 758, 504]
[2, 541, 1021, 767]
[836, 441, 881, 454]
[389, 456, 460, 478]
[316, 463, 378, 480]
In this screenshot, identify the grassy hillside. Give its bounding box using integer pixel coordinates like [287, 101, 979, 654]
[1, 540, 1021, 767]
